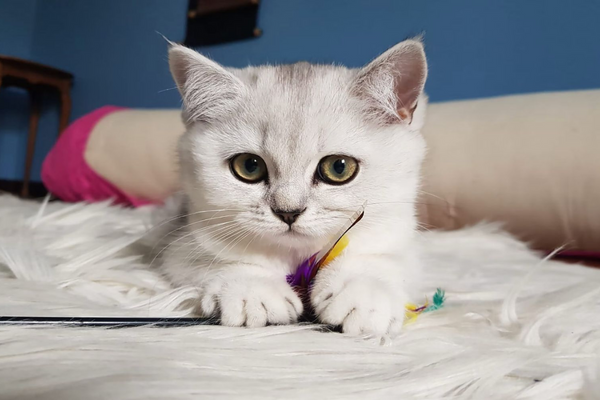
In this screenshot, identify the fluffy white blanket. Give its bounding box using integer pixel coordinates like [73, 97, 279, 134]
[0, 195, 598, 399]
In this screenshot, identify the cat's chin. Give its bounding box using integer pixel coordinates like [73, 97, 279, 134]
[282, 229, 311, 239]
[275, 228, 312, 241]
[264, 226, 330, 252]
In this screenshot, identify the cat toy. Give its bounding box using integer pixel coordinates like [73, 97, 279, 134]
[1, 206, 444, 328]
[0, 316, 216, 328]
[286, 205, 365, 299]
[286, 204, 445, 324]
[404, 288, 446, 324]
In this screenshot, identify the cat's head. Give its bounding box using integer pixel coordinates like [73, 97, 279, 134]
[169, 39, 427, 253]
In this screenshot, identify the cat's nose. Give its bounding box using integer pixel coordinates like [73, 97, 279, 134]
[271, 208, 305, 226]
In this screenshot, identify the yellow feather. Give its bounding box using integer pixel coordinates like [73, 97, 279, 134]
[320, 235, 349, 267]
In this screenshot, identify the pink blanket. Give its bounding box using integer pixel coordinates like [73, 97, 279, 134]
[42, 106, 153, 207]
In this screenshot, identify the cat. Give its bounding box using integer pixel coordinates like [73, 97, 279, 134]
[159, 38, 428, 337]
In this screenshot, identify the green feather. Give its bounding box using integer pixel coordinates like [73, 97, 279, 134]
[423, 288, 445, 313]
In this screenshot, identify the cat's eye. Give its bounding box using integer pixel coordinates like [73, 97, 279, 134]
[230, 153, 268, 183]
[317, 155, 359, 185]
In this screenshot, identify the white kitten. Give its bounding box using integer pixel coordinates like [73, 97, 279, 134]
[160, 39, 428, 337]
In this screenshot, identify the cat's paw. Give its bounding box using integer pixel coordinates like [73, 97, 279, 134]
[197, 273, 303, 328]
[311, 276, 405, 337]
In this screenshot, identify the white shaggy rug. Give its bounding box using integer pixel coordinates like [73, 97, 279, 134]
[0, 194, 599, 400]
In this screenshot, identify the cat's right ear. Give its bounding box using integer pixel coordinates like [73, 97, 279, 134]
[169, 44, 244, 124]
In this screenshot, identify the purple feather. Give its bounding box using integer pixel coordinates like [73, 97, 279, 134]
[286, 253, 318, 288]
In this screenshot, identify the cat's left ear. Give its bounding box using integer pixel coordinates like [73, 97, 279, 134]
[353, 38, 428, 125]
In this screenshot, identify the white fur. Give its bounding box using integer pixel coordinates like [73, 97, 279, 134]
[163, 40, 428, 335]
[1, 196, 599, 399]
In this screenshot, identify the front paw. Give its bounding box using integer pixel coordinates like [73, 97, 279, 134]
[198, 273, 303, 328]
[311, 277, 405, 337]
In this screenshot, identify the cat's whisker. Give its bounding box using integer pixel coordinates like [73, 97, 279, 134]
[149, 221, 238, 268]
[241, 226, 261, 255]
[146, 208, 243, 233]
[156, 220, 238, 252]
[200, 226, 252, 278]
[206, 229, 255, 276]
[157, 86, 178, 94]
[189, 223, 246, 258]
[184, 224, 247, 276]
[417, 189, 448, 202]
[180, 223, 243, 266]
[323, 200, 449, 214]
[416, 222, 434, 232]
[149, 214, 238, 252]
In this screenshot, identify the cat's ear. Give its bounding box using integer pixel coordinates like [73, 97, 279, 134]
[169, 44, 244, 124]
[352, 38, 427, 125]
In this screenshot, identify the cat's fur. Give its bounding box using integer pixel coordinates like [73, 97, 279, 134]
[160, 39, 428, 337]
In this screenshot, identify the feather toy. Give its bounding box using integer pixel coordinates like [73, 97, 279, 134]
[2, 205, 443, 329]
[287, 205, 445, 324]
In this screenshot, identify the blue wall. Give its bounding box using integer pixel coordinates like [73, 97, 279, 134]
[0, 0, 37, 58]
[1, 0, 600, 182]
[0, 0, 39, 181]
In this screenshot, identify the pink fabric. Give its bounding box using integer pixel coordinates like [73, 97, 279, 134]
[42, 106, 153, 207]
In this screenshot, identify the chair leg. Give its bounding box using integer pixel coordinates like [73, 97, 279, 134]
[58, 86, 71, 136]
[21, 90, 41, 198]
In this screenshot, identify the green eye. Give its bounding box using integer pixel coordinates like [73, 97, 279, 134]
[230, 153, 268, 183]
[317, 155, 359, 185]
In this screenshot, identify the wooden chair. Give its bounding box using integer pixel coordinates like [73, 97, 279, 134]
[0, 56, 73, 197]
